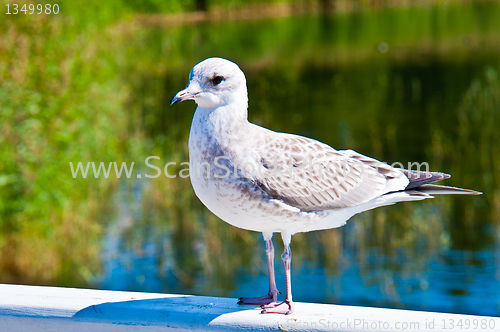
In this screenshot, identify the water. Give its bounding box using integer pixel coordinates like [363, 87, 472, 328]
[97, 2, 500, 316]
[100, 205, 500, 316]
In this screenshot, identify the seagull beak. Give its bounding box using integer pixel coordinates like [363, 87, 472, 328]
[170, 87, 198, 105]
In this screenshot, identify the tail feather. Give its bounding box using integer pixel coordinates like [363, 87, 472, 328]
[411, 184, 482, 195]
[356, 179, 480, 217]
[400, 169, 481, 195]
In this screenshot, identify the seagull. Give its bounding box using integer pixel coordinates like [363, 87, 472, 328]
[170, 57, 481, 315]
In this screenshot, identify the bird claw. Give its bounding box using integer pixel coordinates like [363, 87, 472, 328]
[261, 300, 294, 315]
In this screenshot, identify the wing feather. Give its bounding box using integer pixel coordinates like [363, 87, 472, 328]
[253, 134, 408, 211]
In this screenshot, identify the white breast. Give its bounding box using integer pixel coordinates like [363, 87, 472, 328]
[187, 106, 356, 235]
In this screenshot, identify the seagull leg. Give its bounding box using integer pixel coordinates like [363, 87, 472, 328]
[237, 232, 280, 305]
[261, 232, 294, 315]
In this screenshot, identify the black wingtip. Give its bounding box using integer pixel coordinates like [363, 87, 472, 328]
[403, 170, 453, 190]
[441, 172, 451, 180]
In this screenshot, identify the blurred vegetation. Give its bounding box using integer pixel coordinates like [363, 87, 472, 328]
[0, 0, 499, 312]
[0, 0, 134, 285]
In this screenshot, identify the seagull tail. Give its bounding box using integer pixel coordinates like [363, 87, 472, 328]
[401, 170, 482, 195]
[410, 184, 482, 195]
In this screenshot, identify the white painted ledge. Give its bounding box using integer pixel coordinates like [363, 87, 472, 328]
[0, 283, 498, 332]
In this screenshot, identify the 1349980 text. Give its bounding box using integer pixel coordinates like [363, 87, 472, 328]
[6, 4, 59, 14]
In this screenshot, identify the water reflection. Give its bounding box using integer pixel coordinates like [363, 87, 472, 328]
[99, 3, 500, 315]
[100, 198, 500, 316]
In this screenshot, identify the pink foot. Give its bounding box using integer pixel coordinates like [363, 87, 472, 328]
[261, 300, 294, 315]
[238, 293, 276, 305]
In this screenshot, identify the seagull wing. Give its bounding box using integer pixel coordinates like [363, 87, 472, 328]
[252, 134, 408, 211]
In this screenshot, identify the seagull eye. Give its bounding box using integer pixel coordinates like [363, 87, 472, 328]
[212, 76, 224, 85]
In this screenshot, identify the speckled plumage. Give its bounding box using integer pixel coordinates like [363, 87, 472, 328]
[178, 58, 429, 235]
[171, 57, 481, 314]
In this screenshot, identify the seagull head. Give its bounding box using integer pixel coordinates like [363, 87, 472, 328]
[170, 57, 248, 109]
